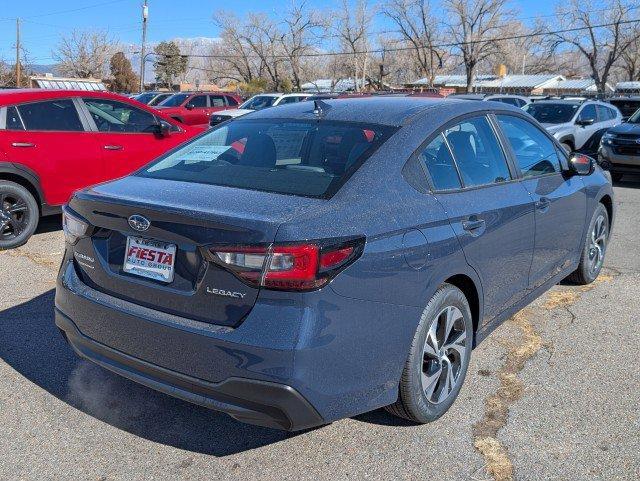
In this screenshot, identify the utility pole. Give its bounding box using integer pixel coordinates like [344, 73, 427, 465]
[139, 0, 148, 93]
[15, 18, 21, 88]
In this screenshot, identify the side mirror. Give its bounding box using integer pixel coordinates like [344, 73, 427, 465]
[576, 118, 595, 126]
[185, 103, 195, 110]
[567, 154, 595, 176]
[152, 121, 172, 137]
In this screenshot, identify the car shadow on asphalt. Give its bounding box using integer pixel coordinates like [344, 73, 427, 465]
[0, 290, 299, 456]
[36, 214, 63, 234]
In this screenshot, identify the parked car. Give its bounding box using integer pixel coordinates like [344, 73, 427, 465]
[155, 92, 243, 125]
[0, 89, 204, 249]
[523, 99, 622, 153]
[56, 97, 613, 431]
[209, 93, 311, 126]
[598, 106, 640, 181]
[606, 96, 640, 121]
[447, 93, 531, 107]
[133, 91, 173, 106]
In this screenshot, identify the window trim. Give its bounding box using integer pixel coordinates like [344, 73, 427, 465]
[407, 112, 520, 194]
[0, 106, 7, 129]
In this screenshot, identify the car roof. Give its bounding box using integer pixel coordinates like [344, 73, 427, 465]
[0, 89, 136, 105]
[530, 99, 584, 105]
[241, 96, 520, 127]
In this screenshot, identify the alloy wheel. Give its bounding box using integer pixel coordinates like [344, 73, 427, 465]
[421, 305, 467, 404]
[0, 191, 30, 241]
[588, 213, 607, 277]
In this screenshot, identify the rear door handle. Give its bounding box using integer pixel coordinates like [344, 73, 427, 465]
[11, 142, 35, 148]
[104, 145, 123, 151]
[462, 218, 486, 232]
[535, 197, 550, 212]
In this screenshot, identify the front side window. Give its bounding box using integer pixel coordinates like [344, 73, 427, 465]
[17, 99, 84, 131]
[189, 95, 207, 108]
[578, 104, 597, 123]
[444, 116, 511, 187]
[418, 133, 461, 190]
[139, 119, 396, 198]
[84, 99, 158, 133]
[497, 115, 561, 177]
[524, 103, 579, 124]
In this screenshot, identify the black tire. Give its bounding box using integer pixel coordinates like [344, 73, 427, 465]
[561, 142, 573, 154]
[611, 172, 623, 182]
[385, 283, 473, 423]
[567, 203, 609, 285]
[0, 181, 39, 250]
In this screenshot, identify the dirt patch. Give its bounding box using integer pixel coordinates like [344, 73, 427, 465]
[543, 291, 578, 310]
[0, 248, 60, 270]
[472, 310, 543, 481]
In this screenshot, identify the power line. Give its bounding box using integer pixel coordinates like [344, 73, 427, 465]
[149, 18, 640, 61]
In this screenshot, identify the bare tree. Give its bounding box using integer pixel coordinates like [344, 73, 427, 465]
[383, 0, 445, 85]
[332, 0, 375, 91]
[279, 1, 326, 91]
[445, 0, 514, 92]
[243, 13, 285, 90]
[53, 30, 114, 78]
[548, 0, 640, 93]
[492, 19, 555, 75]
[619, 24, 640, 81]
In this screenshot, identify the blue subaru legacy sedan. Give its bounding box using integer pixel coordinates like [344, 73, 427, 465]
[55, 97, 613, 430]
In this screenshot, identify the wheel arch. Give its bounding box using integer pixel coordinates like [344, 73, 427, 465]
[0, 162, 44, 212]
[558, 135, 575, 151]
[443, 273, 481, 346]
[598, 193, 613, 228]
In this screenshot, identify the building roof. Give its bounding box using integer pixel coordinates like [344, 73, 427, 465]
[410, 74, 564, 90]
[543, 78, 614, 92]
[616, 81, 640, 92]
[30, 75, 107, 91]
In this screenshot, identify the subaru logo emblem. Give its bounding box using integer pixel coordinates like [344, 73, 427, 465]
[636, 139, 640, 145]
[128, 215, 150, 232]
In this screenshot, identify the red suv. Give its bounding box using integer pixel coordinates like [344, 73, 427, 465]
[0, 89, 203, 249]
[154, 92, 242, 125]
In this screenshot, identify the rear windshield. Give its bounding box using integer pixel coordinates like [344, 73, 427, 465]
[139, 119, 396, 198]
[158, 93, 190, 107]
[524, 103, 578, 124]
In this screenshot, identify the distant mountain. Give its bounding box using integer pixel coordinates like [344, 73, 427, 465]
[28, 64, 58, 76]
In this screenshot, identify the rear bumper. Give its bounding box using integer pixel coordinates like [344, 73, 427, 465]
[56, 258, 421, 429]
[56, 309, 322, 431]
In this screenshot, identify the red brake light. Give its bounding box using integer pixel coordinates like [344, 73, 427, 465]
[208, 239, 363, 291]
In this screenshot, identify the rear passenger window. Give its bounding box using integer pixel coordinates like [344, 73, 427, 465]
[6, 106, 24, 130]
[17, 99, 84, 131]
[496, 115, 561, 177]
[419, 134, 462, 190]
[444, 116, 511, 187]
[209, 95, 226, 107]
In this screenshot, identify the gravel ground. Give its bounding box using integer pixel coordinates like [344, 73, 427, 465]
[1, 178, 639, 481]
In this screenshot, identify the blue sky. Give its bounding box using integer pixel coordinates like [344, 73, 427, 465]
[0, 0, 557, 65]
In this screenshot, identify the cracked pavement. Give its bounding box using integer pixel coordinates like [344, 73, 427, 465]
[1, 179, 639, 481]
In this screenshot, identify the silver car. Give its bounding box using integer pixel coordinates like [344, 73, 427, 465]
[524, 100, 622, 153]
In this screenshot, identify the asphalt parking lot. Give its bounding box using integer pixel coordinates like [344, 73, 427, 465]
[1, 178, 639, 481]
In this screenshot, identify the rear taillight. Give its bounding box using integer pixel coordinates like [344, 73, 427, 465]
[62, 207, 90, 245]
[206, 238, 364, 291]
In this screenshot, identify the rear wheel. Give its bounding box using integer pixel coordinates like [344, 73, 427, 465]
[0, 181, 39, 250]
[567, 203, 609, 285]
[385, 284, 473, 423]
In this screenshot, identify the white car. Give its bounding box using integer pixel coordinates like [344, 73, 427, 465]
[209, 93, 312, 126]
[523, 100, 622, 153]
